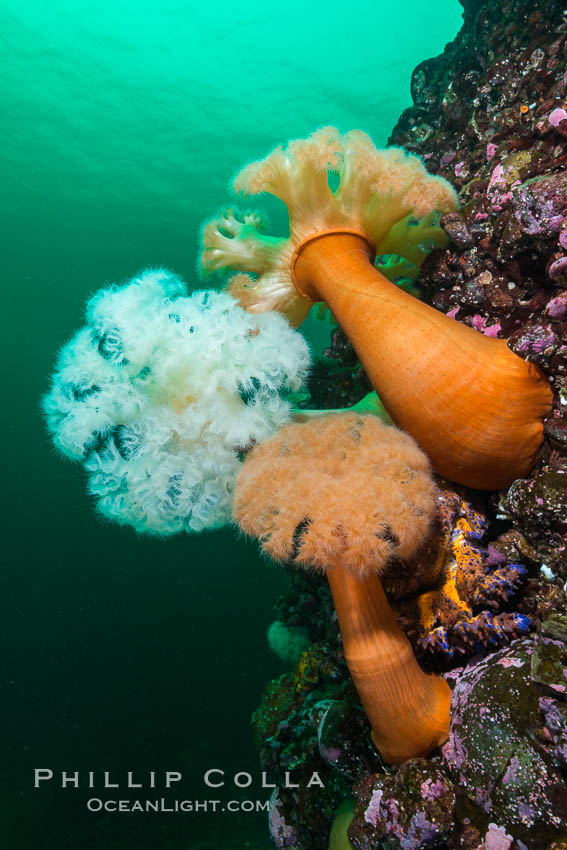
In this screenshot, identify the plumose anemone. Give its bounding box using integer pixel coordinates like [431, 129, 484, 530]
[43, 268, 310, 535]
[202, 127, 552, 490]
[267, 620, 311, 666]
[233, 413, 452, 764]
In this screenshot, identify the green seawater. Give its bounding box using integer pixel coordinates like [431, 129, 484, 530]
[2, 1, 462, 847]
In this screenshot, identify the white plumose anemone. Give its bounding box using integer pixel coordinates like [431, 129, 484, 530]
[43, 268, 310, 535]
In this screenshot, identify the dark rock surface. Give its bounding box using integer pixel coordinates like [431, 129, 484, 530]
[346, 628, 567, 849]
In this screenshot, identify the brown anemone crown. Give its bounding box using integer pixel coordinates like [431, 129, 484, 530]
[234, 412, 436, 577]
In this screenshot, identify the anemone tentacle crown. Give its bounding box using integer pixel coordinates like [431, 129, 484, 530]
[202, 126, 457, 325]
[43, 268, 310, 535]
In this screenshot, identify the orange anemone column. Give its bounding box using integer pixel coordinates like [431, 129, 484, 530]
[326, 566, 452, 764]
[292, 230, 553, 490]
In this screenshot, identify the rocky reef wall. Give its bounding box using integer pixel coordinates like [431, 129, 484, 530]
[390, 0, 567, 588]
[256, 1, 567, 847]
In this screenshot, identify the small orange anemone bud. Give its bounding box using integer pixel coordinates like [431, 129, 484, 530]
[201, 128, 552, 490]
[233, 413, 452, 764]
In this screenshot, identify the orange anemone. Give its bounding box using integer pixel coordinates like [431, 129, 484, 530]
[233, 413, 452, 764]
[202, 127, 552, 490]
